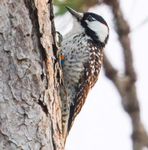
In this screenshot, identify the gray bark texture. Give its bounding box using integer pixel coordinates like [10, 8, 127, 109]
[0, 0, 64, 150]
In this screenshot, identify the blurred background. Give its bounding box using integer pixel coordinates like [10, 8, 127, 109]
[54, 0, 148, 150]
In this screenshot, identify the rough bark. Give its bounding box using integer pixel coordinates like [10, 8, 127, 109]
[0, 0, 64, 150]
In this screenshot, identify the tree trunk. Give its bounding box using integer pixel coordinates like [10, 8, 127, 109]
[0, 0, 64, 149]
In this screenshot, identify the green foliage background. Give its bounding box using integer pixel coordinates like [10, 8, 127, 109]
[53, 0, 99, 15]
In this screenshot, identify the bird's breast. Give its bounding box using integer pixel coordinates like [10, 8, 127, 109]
[61, 34, 90, 84]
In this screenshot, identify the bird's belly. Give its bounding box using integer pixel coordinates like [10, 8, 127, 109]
[63, 60, 84, 85]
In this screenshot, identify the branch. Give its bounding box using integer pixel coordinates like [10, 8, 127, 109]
[103, 0, 148, 149]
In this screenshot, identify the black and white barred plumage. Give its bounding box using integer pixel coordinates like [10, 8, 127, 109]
[60, 7, 109, 139]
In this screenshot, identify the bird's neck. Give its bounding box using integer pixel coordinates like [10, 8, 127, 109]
[65, 19, 84, 38]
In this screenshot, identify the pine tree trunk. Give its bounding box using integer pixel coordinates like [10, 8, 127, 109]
[0, 0, 64, 149]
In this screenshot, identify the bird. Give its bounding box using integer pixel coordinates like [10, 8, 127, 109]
[60, 6, 109, 140]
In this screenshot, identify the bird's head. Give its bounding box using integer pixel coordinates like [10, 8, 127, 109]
[66, 6, 109, 46]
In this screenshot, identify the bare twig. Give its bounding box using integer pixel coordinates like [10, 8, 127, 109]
[103, 0, 148, 149]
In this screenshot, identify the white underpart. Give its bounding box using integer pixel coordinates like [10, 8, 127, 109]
[87, 20, 108, 43]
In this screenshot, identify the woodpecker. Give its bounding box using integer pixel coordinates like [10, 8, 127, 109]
[60, 7, 109, 139]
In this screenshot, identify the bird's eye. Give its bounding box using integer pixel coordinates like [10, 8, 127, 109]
[87, 15, 95, 22]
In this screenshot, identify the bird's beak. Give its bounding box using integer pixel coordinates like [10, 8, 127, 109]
[66, 6, 83, 21]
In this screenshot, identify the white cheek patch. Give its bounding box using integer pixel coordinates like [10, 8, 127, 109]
[87, 21, 108, 43]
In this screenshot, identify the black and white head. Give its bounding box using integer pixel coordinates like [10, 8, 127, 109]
[66, 6, 109, 46]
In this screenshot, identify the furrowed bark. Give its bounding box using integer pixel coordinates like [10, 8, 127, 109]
[0, 0, 64, 149]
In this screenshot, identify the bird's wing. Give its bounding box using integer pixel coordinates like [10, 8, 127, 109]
[67, 41, 103, 132]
